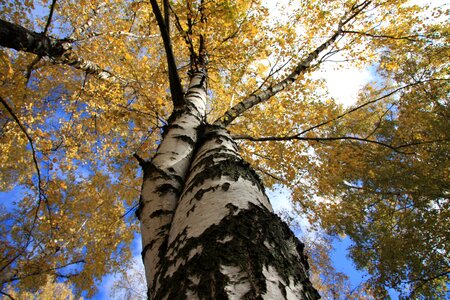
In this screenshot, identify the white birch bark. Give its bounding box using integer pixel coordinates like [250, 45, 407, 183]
[138, 71, 207, 297]
[149, 125, 319, 300]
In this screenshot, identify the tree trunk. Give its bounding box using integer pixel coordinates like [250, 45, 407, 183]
[138, 73, 319, 300]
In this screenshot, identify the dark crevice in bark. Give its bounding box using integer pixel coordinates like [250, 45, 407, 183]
[165, 107, 202, 134]
[189, 150, 242, 174]
[135, 162, 182, 220]
[184, 90, 204, 98]
[150, 209, 174, 218]
[191, 145, 240, 166]
[160, 123, 184, 137]
[279, 281, 288, 298]
[173, 134, 196, 147]
[179, 123, 266, 206]
[154, 203, 320, 300]
[142, 162, 172, 181]
[193, 184, 222, 201]
[184, 156, 265, 197]
[154, 183, 180, 197]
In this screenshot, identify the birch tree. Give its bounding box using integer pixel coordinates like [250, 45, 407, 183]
[0, 0, 448, 299]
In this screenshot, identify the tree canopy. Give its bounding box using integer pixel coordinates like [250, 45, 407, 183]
[0, 0, 448, 298]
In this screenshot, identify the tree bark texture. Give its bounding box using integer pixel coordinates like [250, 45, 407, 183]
[138, 73, 319, 300]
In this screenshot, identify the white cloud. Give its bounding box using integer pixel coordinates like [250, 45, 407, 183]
[318, 66, 373, 107]
[267, 185, 292, 211]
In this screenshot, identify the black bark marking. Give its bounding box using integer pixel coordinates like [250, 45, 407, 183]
[185, 90, 203, 98]
[173, 134, 196, 147]
[187, 74, 206, 90]
[155, 183, 180, 196]
[163, 123, 184, 132]
[141, 240, 156, 260]
[279, 281, 287, 298]
[225, 203, 238, 214]
[167, 106, 202, 126]
[150, 209, 174, 218]
[184, 157, 265, 196]
[189, 151, 241, 174]
[192, 145, 240, 166]
[142, 162, 172, 181]
[193, 184, 221, 201]
[152, 203, 320, 300]
[221, 182, 230, 191]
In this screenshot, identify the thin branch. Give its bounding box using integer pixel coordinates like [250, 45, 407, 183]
[1, 260, 86, 285]
[252, 57, 293, 95]
[234, 131, 448, 154]
[213, 1, 372, 127]
[43, 0, 58, 35]
[408, 270, 450, 298]
[149, 0, 184, 107]
[163, 0, 170, 32]
[0, 96, 56, 272]
[233, 134, 414, 153]
[133, 153, 147, 167]
[364, 104, 394, 139]
[255, 167, 283, 182]
[343, 30, 426, 42]
[120, 202, 140, 219]
[75, 31, 159, 41]
[0, 96, 45, 204]
[68, 3, 107, 40]
[297, 79, 442, 138]
[217, 10, 250, 45]
[25, 55, 43, 83]
[170, 5, 197, 61]
[0, 291, 15, 300]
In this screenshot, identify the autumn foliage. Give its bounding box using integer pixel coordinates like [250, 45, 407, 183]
[0, 0, 449, 298]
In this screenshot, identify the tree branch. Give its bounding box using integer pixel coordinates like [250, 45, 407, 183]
[0, 96, 46, 206]
[1, 259, 86, 285]
[233, 134, 416, 153]
[213, 1, 372, 127]
[296, 79, 443, 138]
[170, 6, 197, 63]
[163, 0, 170, 33]
[43, 0, 58, 35]
[197, 0, 208, 69]
[0, 19, 128, 84]
[231, 77, 448, 153]
[149, 0, 184, 107]
[0, 96, 57, 274]
[0, 291, 15, 300]
[343, 30, 425, 42]
[408, 270, 450, 298]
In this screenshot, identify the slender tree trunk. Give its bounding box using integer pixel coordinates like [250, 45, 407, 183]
[137, 71, 207, 295]
[138, 72, 319, 299]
